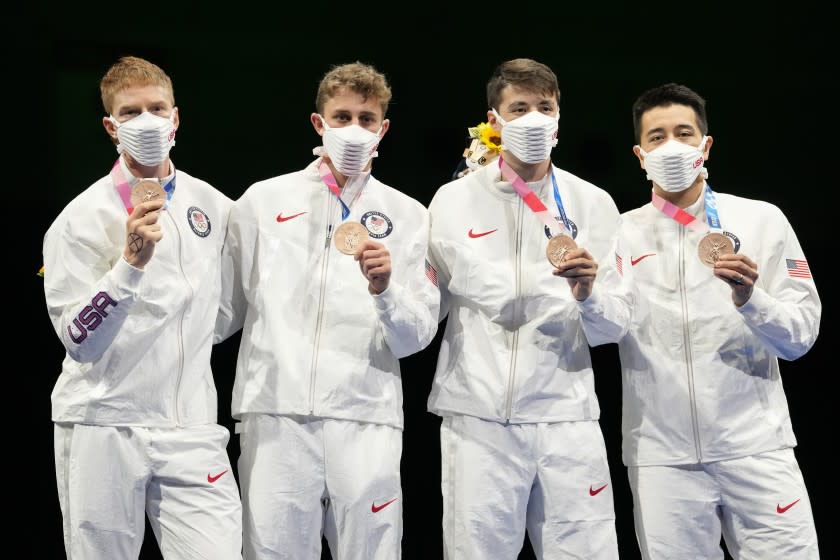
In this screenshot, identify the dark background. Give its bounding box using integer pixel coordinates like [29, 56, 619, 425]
[14, 3, 835, 558]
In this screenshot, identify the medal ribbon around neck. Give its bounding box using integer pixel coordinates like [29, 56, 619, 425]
[318, 160, 352, 221]
[109, 157, 176, 214]
[498, 156, 571, 237]
[651, 183, 721, 233]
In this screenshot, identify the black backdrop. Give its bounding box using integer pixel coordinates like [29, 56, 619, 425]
[15, 4, 835, 559]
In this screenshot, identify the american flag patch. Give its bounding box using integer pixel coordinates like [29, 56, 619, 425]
[425, 259, 438, 286]
[786, 258, 812, 279]
[615, 253, 623, 276]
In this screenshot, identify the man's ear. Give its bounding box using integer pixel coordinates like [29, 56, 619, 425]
[103, 116, 119, 144]
[378, 118, 390, 138]
[701, 135, 713, 162]
[632, 145, 645, 169]
[487, 109, 501, 131]
[311, 113, 325, 135]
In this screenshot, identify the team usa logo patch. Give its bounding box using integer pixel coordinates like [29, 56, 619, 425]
[544, 217, 578, 240]
[187, 206, 211, 237]
[361, 211, 393, 239]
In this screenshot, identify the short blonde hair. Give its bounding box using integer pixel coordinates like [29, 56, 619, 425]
[315, 62, 391, 116]
[100, 56, 175, 114]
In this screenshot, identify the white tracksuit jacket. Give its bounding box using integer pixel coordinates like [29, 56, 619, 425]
[217, 159, 439, 429]
[426, 162, 629, 423]
[44, 163, 232, 427]
[615, 188, 821, 466]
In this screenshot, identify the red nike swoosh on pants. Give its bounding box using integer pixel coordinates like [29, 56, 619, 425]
[589, 484, 608, 496]
[776, 499, 800, 514]
[371, 498, 397, 513]
[207, 470, 228, 483]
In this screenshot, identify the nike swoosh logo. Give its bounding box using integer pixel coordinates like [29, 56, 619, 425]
[776, 499, 800, 514]
[371, 498, 398, 513]
[276, 211, 307, 223]
[207, 470, 228, 483]
[468, 228, 498, 238]
[630, 253, 656, 266]
[589, 484, 608, 496]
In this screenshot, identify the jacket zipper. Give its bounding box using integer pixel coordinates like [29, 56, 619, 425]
[309, 195, 335, 414]
[679, 226, 703, 461]
[168, 210, 192, 427]
[504, 199, 524, 421]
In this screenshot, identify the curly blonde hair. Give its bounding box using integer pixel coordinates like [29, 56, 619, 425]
[315, 61, 391, 116]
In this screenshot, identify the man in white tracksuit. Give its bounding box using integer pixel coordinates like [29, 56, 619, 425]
[613, 82, 822, 558]
[425, 58, 629, 559]
[42, 56, 242, 559]
[216, 62, 439, 559]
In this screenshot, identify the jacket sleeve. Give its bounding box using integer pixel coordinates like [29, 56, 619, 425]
[42, 217, 144, 364]
[578, 225, 634, 346]
[573, 192, 633, 346]
[426, 195, 453, 323]
[373, 208, 441, 359]
[736, 212, 821, 360]
[215, 197, 251, 343]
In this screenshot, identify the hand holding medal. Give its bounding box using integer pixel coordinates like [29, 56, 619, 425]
[318, 160, 390, 293]
[713, 252, 758, 307]
[123, 198, 164, 269]
[353, 238, 392, 295]
[550, 241, 599, 301]
[110, 158, 172, 270]
[652, 186, 755, 306]
[332, 223, 392, 294]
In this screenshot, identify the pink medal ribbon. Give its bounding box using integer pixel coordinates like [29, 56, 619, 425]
[498, 156, 568, 237]
[110, 158, 134, 214]
[318, 160, 352, 220]
[650, 186, 716, 232]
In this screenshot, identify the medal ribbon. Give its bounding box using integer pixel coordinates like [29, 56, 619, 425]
[111, 158, 133, 212]
[318, 160, 351, 220]
[701, 183, 723, 233]
[109, 157, 175, 214]
[498, 156, 570, 237]
[651, 183, 721, 232]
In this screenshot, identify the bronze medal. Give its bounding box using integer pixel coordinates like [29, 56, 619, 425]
[546, 234, 578, 268]
[333, 221, 370, 255]
[697, 232, 734, 267]
[130, 180, 166, 208]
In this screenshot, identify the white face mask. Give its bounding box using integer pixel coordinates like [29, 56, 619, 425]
[492, 109, 559, 164]
[109, 110, 177, 167]
[639, 136, 707, 192]
[319, 116, 382, 176]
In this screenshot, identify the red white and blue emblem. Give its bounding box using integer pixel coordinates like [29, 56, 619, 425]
[187, 206, 211, 237]
[361, 210, 393, 239]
